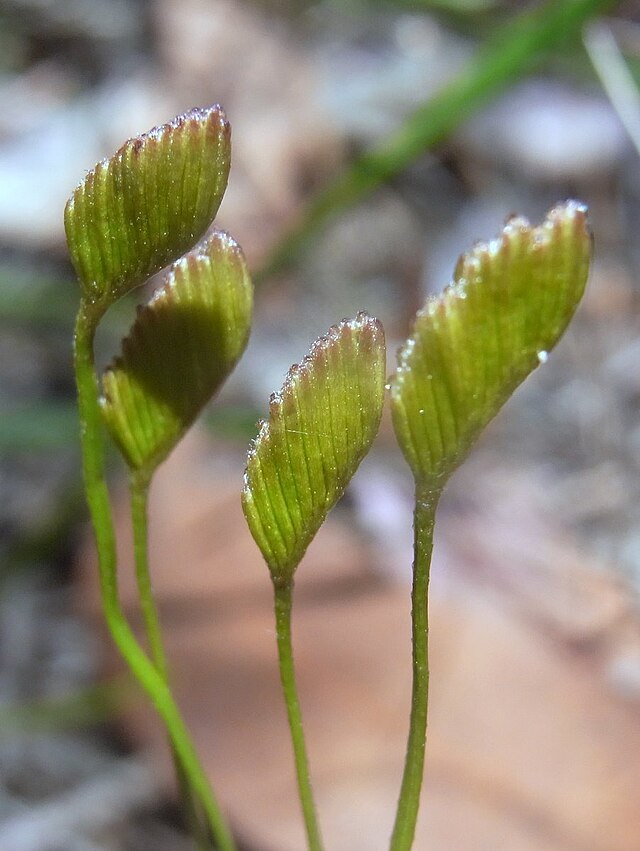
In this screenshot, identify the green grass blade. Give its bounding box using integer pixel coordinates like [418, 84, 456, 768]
[390, 201, 591, 489]
[65, 106, 230, 308]
[101, 229, 252, 473]
[242, 313, 386, 582]
[258, 0, 613, 281]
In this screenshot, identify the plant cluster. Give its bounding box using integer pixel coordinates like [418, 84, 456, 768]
[67, 107, 591, 850]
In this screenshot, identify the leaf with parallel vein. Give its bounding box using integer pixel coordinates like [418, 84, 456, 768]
[390, 201, 592, 490]
[100, 229, 252, 473]
[65, 106, 230, 307]
[242, 314, 386, 583]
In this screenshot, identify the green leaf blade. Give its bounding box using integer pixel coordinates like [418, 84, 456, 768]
[391, 201, 592, 488]
[100, 229, 252, 472]
[242, 314, 386, 583]
[65, 106, 231, 306]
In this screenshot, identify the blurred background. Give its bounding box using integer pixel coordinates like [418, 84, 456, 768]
[2, 0, 640, 849]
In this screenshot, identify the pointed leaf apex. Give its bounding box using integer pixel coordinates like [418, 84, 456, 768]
[65, 105, 231, 308]
[242, 313, 386, 583]
[391, 201, 591, 489]
[100, 228, 252, 472]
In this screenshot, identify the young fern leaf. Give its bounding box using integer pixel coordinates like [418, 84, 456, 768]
[100, 229, 252, 474]
[387, 201, 592, 851]
[65, 106, 230, 308]
[243, 314, 385, 851]
[391, 201, 591, 489]
[70, 108, 240, 851]
[242, 313, 386, 584]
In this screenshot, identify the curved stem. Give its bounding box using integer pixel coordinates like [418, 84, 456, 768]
[129, 470, 209, 851]
[389, 485, 440, 851]
[273, 579, 324, 851]
[74, 302, 236, 851]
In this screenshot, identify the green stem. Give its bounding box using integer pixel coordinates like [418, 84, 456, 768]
[129, 470, 210, 851]
[273, 580, 324, 851]
[257, 0, 615, 281]
[129, 470, 170, 678]
[389, 485, 440, 851]
[74, 302, 236, 851]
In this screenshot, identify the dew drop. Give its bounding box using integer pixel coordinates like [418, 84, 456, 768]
[537, 350, 549, 364]
[488, 238, 502, 256]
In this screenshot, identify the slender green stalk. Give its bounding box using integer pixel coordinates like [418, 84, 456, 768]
[273, 580, 324, 851]
[74, 301, 236, 851]
[129, 470, 170, 678]
[389, 486, 440, 851]
[257, 0, 614, 281]
[129, 470, 210, 851]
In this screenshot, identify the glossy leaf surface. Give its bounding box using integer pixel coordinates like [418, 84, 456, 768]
[100, 230, 252, 472]
[243, 314, 386, 583]
[391, 201, 591, 489]
[65, 106, 230, 306]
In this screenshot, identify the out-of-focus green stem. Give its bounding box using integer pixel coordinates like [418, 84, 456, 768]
[257, 0, 615, 282]
[389, 485, 441, 851]
[74, 301, 236, 851]
[274, 580, 324, 851]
